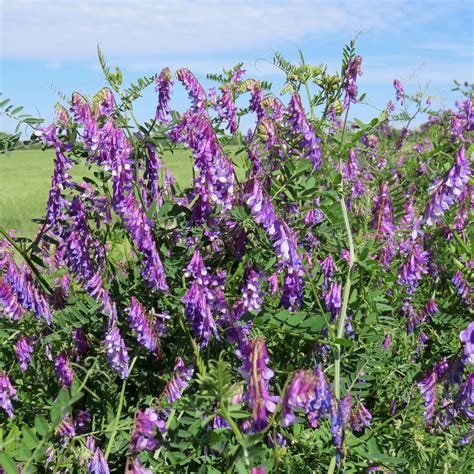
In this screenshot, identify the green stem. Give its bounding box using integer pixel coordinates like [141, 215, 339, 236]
[104, 356, 138, 459]
[328, 105, 355, 473]
[304, 81, 315, 123]
[327, 456, 337, 474]
[333, 104, 354, 401]
[220, 401, 250, 468]
[333, 195, 354, 401]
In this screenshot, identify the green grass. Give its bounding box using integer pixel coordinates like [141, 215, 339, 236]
[0, 147, 239, 237]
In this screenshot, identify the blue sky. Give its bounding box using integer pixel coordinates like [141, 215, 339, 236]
[1, 0, 473, 134]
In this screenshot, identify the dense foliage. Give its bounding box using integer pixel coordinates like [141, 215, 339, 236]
[0, 42, 473, 473]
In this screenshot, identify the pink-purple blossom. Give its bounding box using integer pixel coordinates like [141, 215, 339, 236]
[0, 372, 17, 417]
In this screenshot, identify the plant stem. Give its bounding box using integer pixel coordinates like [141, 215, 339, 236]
[328, 105, 355, 473]
[220, 400, 250, 468]
[304, 80, 315, 123]
[333, 203, 354, 400]
[104, 356, 138, 459]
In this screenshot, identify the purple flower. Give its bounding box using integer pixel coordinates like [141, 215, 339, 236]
[250, 83, 265, 122]
[182, 249, 227, 346]
[104, 321, 129, 379]
[130, 408, 167, 453]
[343, 56, 362, 109]
[350, 401, 372, 431]
[268, 273, 279, 295]
[161, 356, 194, 404]
[243, 179, 304, 309]
[155, 67, 173, 123]
[401, 195, 415, 227]
[280, 266, 305, 310]
[57, 414, 76, 447]
[452, 270, 472, 304]
[232, 267, 264, 319]
[324, 282, 342, 316]
[34, 123, 57, 147]
[95, 87, 115, 117]
[231, 66, 245, 84]
[84, 272, 114, 318]
[218, 84, 237, 134]
[114, 193, 168, 292]
[54, 352, 74, 389]
[182, 250, 222, 346]
[0, 372, 17, 417]
[72, 328, 90, 354]
[304, 208, 324, 226]
[127, 457, 153, 474]
[393, 79, 405, 104]
[176, 68, 206, 113]
[0, 278, 25, 320]
[143, 144, 164, 208]
[340, 249, 350, 264]
[88, 446, 110, 474]
[169, 110, 236, 221]
[418, 369, 437, 424]
[281, 367, 330, 427]
[371, 182, 394, 238]
[455, 373, 474, 418]
[424, 146, 470, 225]
[407, 297, 439, 333]
[15, 335, 34, 372]
[70, 92, 91, 124]
[60, 197, 98, 281]
[287, 94, 322, 170]
[4, 260, 51, 324]
[382, 334, 392, 349]
[125, 297, 159, 355]
[240, 336, 278, 432]
[46, 144, 73, 228]
[379, 239, 395, 268]
[398, 241, 429, 293]
[321, 255, 336, 282]
[418, 331, 429, 352]
[460, 321, 474, 366]
[74, 410, 91, 434]
[424, 298, 438, 319]
[331, 399, 345, 466]
[341, 148, 360, 180]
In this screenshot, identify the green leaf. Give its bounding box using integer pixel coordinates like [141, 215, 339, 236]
[34, 416, 49, 437]
[0, 453, 18, 474]
[335, 338, 354, 348]
[20, 428, 39, 451]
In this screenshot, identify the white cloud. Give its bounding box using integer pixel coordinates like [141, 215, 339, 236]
[0, 0, 457, 61]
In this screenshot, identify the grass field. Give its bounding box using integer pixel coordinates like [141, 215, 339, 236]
[0, 147, 232, 237]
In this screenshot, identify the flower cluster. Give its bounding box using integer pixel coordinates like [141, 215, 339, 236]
[104, 320, 129, 379]
[182, 249, 227, 346]
[423, 146, 470, 225]
[287, 94, 322, 170]
[0, 372, 17, 417]
[125, 296, 160, 355]
[239, 336, 278, 431]
[161, 356, 194, 404]
[281, 367, 331, 427]
[244, 178, 304, 309]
